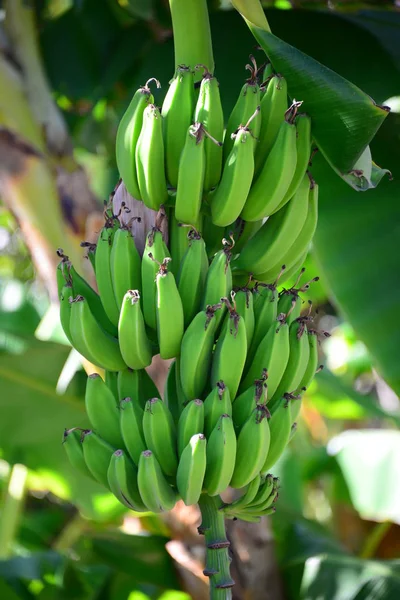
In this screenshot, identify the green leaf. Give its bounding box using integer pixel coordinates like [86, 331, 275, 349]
[328, 430, 400, 524]
[312, 111, 400, 394]
[246, 25, 389, 174]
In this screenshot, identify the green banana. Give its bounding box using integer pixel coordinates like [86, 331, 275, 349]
[63, 428, 94, 479]
[69, 296, 126, 371]
[246, 473, 275, 508]
[82, 430, 115, 489]
[135, 104, 168, 210]
[162, 66, 195, 188]
[204, 414, 237, 496]
[246, 278, 282, 367]
[269, 316, 311, 408]
[175, 123, 207, 225]
[204, 381, 232, 437]
[163, 359, 182, 425]
[95, 221, 121, 328]
[107, 449, 147, 511]
[137, 450, 177, 513]
[229, 218, 263, 255]
[232, 369, 269, 431]
[291, 329, 321, 422]
[143, 398, 178, 476]
[179, 305, 221, 401]
[119, 396, 146, 465]
[272, 113, 312, 213]
[261, 395, 292, 473]
[234, 288, 254, 350]
[210, 298, 247, 399]
[58, 252, 117, 336]
[223, 56, 261, 161]
[230, 405, 270, 488]
[255, 179, 319, 282]
[177, 399, 205, 456]
[85, 373, 125, 448]
[176, 433, 207, 506]
[240, 315, 290, 398]
[241, 104, 299, 222]
[118, 368, 159, 410]
[59, 282, 73, 344]
[222, 474, 261, 513]
[118, 290, 153, 370]
[254, 75, 288, 175]
[201, 241, 233, 329]
[110, 226, 141, 310]
[210, 114, 257, 227]
[154, 258, 184, 359]
[141, 224, 170, 330]
[115, 79, 158, 199]
[105, 370, 119, 401]
[194, 67, 224, 191]
[202, 217, 226, 259]
[177, 229, 209, 327]
[79, 241, 97, 275]
[236, 173, 311, 274]
[260, 62, 275, 86]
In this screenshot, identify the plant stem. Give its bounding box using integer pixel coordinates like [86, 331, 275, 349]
[359, 521, 391, 559]
[168, 0, 214, 76]
[198, 494, 234, 600]
[0, 463, 28, 559]
[230, 0, 271, 32]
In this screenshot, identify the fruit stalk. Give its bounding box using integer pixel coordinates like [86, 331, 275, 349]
[198, 494, 234, 599]
[169, 0, 214, 75]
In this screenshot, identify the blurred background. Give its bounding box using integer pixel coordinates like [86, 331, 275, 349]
[0, 1, 400, 599]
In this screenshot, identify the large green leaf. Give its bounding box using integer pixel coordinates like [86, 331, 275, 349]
[231, 8, 389, 173]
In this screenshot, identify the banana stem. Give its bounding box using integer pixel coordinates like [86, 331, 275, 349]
[198, 494, 234, 600]
[168, 0, 214, 77]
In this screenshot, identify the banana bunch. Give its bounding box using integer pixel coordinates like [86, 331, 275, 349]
[59, 52, 328, 524]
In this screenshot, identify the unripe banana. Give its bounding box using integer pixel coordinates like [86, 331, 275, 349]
[117, 368, 159, 410]
[277, 285, 303, 325]
[69, 296, 126, 371]
[110, 227, 141, 310]
[236, 173, 310, 275]
[204, 414, 237, 496]
[246, 278, 282, 368]
[119, 397, 146, 465]
[163, 359, 182, 424]
[254, 75, 288, 175]
[107, 450, 147, 511]
[222, 474, 261, 513]
[246, 473, 275, 508]
[105, 370, 119, 401]
[201, 241, 233, 329]
[261, 396, 292, 473]
[223, 56, 261, 161]
[63, 428, 94, 479]
[175, 123, 207, 225]
[255, 180, 319, 283]
[241, 105, 298, 222]
[118, 290, 153, 370]
[260, 62, 274, 87]
[204, 381, 232, 437]
[210, 117, 257, 227]
[95, 222, 121, 328]
[116, 79, 158, 199]
[240, 315, 290, 398]
[137, 450, 177, 512]
[58, 252, 117, 336]
[143, 398, 178, 476]
[177, 399, 205, 456]
[194, 67, 224, 191]
[202, 218, 226, 259]
[135, 104, 168, 210]
[141, 224, 170, 330]
[154, 258, 184, 360]
[180, 305, 221, 401]
[272, 113, 312, 213]
[210, 298, 247, 399]
[169, 212, 202, 277]
[291, 329, 321, 422]
[234, 288, 255, 350]
[177, 229, 209, 327]
[232, 369, 268, 431]
[82, 430, 115, 489]
[85, 373, 125, 449]
[270, 317, 310, 409]
[229, 217, 264, 255]
[162, 66, 195, 187]
[230, 405, 270, 488]
[59, 282, 73, 344]
[176, 434, 207, 506]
